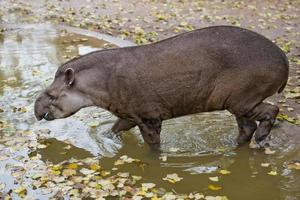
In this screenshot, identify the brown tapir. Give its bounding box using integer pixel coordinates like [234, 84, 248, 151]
[34, 26, 289, 147]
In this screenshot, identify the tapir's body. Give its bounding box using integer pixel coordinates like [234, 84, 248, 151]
[34, 26, 289, 146]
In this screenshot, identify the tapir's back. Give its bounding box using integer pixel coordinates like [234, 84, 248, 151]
[116, 26, 288, 118]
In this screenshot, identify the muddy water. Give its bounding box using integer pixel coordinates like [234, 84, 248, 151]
[0, 24, 299, 199]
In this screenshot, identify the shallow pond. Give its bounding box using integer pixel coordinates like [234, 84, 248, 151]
[0, 24, 299, 200]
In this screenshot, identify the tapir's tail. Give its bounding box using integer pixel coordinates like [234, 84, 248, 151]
[278, 53, 289, 93]
[278, 79, 287, 93]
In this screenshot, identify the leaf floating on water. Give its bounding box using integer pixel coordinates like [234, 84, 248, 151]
[14, 186, 27, 198]
[79, 168, 95, 175]
[62, 169, 76, 177]
[80, 38, 88, 42]
[189, 193, 205, 199]
[169, 147, 180, 153]
[132, 195, 143, 200]
[219, 169, 231, 175]
[287, 161, 300, 170]
[37, 144, 47, 149]
[0, 182, 5, 190]
[163, 173, 183, 183]
[132, 175, 142, 181]
[268, 171, 278, 176]
[114, 155, 139, 165]
[261, 163, 270, 167]
[90, 163, 101, 171]
[0, 155, 9, 161]
[88, 121, 100, 128]
[142, 183, 156, 190]
[53, 176, 65, 183]
[67, 163, 78, 169]
[159, 156, 167, 162]
[208, 184, 222, 191]
[209, 176, 219, 182]
[265, 147, 276, 155]
[63, 145, 72, 150]
[205, 196, 229, 200]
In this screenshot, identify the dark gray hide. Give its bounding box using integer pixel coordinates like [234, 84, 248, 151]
[34, 26, 289, 146]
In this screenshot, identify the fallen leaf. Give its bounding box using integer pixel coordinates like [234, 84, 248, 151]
[268, 171, 277, 176]
[14, 187, 27, 198]
[142, 183, 156, 190]
[205, 196, 229, 200]
[265, 147, 276, 155]
[88, 121, 100, 128]
[287, 161, 300, 170]
[209, 176, 219, 182]
[261, 163, 270, 167]
[219, 169, 231, 175]
[159, 156, 167, 162]
[90, 163, 101, 171]
[79, 168, 95, 175]
[169, 147, 180, 152]
[63, 145, 72, 150]
[0, 182, 5, 190]
[37, 144, 47, 149]
[208, 184, 222, 191]
[163, 173, 183, 183]
[62, 169, 76, 177]
[67, 163, 78, 169]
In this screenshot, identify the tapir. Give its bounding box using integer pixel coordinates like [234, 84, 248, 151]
[34, 26, 289, 146]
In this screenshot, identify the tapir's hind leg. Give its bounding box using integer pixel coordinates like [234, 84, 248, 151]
[111, 118, 136, 133]
[235, 116, 257, 145]
[244, 102, 279, 145]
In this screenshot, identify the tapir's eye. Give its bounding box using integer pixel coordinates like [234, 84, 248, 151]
[47, 93, 56, 102]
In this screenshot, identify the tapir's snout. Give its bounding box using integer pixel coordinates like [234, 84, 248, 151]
[34, 93, 49, 121]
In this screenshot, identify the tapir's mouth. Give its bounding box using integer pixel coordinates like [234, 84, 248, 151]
[43, 112, 55, 121]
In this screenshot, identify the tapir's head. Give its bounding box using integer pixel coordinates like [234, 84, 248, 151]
[34, 68, 93, 121]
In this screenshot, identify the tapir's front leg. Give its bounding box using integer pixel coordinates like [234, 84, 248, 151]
[137, 118, 162, 145]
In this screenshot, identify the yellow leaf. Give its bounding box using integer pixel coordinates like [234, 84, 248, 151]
[51, 170, 61, 175]
[219, 169, 231, 175]
[268, 171, 277, 176]
[67, 163, 78, 169]
[261, 163, 270, 167]
[142, 183, 156, 190]
[14, 187, 27, 198]
[208, 184, 222, 191]
[88, 121, 100, 128]
[90, 163, 101, 171]
[209, 176, 219, 182]
[62, 169, 76, 177]
[52, 165, 62, 171]
[151, 195, 161, 200]
[162, 173, 183, 183]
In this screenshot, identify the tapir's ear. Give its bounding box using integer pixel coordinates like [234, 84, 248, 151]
[64, 68, 75, 86]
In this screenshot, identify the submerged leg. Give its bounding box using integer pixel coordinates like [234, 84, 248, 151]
[138, 118, 162, 145]
[245, 102, 279, 145]
[111, 118, 136, 133]
[235, 116, 257, 145]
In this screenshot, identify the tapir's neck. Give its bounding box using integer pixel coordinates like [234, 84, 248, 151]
[76, 70, 112, 111]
